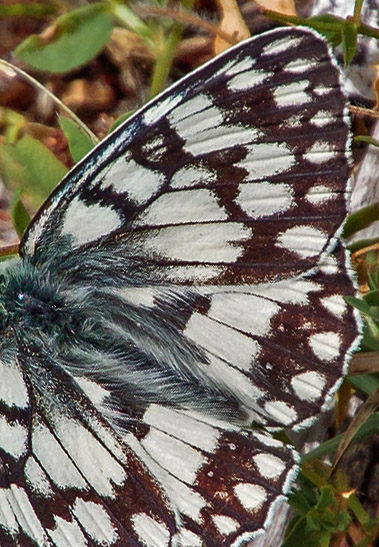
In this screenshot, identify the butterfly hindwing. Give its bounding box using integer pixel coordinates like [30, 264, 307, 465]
[0, 353, 178, 546]
[95, 403, 299, 546]
[175, 241, 360, 429]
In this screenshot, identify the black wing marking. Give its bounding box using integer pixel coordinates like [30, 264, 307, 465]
[22, 27, 350, 285]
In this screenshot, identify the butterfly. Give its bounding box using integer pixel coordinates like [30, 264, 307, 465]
[0, 25, 361, 546]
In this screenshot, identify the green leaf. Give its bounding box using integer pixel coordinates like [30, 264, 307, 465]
[283, 517, 317, 547]
[360, 317, 379, 351]
[288, 490, 312, 515]
[305, 14, 344, 45]
[15, 3, 113, 73]
[368, 267, 379, 290]
[305, 514, 321, 532]
[341, 20, 358, 65]
[348, 374, 379, 396]
[316, 487, 336, 510]
[363, 289, 379, 306]
[0, 134, 67, 207]
[11, 189, 31, 238]
[110, 3, 151, 42]
[345, 296, 372, 316]
[349, 236, 379, 254]
[58, 117, 95, 163]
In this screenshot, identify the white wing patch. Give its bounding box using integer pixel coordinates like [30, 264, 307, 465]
[291, 371, 327, 402]
[133, 513, 170, 547]
[236, 181, 294, 218]
[0, 485, 49, 545]
[277, 225, 328, 258]
[274, 80, 312, 108]
[212, 514, 239, 534]
[284, 57, 321, 72]
[24, 457, 54, 497]
[239, 142, 296, 179]
[264, 401, 298, 425]
[185, 312, 260, 370]
[309, 331, 342, 361]
[142, 92, 183, 126]
[49, 516, 88, 547]
[304, 140, 337, 164]
[183, 123, 262, 156]
[253, 454, 286, 480]
[140, 222, 252, 262]
[55, 418, 127, 498]
[72, 499, 118, 546]
[143, 405, 220, 452]
[207, 292, 279, 336]
[32, 422, 88, 491]
[234, 483, 267, 510]
[61, 196, 121, 246]
[100, 156, 165, 203]
[247, 278, 321, 305]
[134, 188, 228, 226]
[321, 294, 348, 317]
[306, 184, 337, 204]
[227, 68, 270, 91]
[0, 358, 29, 409]
[170, 164, 216, 189]
[310, 110, 334, 128]
[262, 35, 303, 55]
[0, 416, 27, 459]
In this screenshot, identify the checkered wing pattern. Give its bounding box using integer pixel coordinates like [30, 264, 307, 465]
[0, 26, 360, 546]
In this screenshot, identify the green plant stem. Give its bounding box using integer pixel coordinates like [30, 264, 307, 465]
[354, 135, 379, 147]
[302, 413, 379, 462]
[301, 466, 329, 489]
[0, 60, 98, 144]
[262, 9, 379, 41]
[149, 22, 183, 99]
[148, 0, 195, 99]
[353, 0, 364, 22]
[357, 20, 379, 39]
[262, 10, 328, 27]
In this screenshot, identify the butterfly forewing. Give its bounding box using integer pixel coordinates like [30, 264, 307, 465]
[0, 25, 360, 547]
[21, 26, 350, 286]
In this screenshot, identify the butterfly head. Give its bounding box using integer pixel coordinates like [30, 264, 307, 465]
[0, 258, 71, 348]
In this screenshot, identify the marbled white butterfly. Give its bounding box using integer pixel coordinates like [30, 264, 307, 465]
[0, 25, 361, 546]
